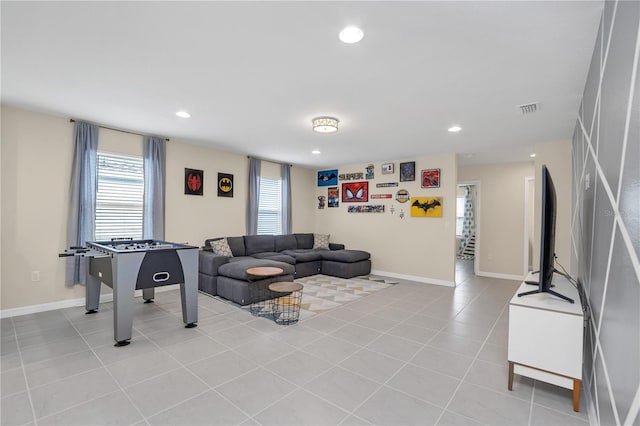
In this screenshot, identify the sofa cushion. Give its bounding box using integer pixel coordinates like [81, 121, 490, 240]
[321, 249, 370, 263]
[280, 249, 324, 262]
[252, 252, 296, 265]
[274, 234, 298, 252]
[218, 258, 294, 281]
[295, 233, 314, 250]
[313, 233, 330, 250]
[210, 238, 233, 257]
[227, 236, 246, 257]
[244, 235, 275, 255]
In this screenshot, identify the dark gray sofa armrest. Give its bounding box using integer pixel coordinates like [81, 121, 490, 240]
[199, 251, 230, 276]
[329, 243, 345, 250]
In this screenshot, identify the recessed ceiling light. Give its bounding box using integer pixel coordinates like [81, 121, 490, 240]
[176, 111, 191, 118]
[312, 150, 321, 155]
[339, 26, 364, 44]
[448, 126, 462, 132]
[530, 153, 536, 158]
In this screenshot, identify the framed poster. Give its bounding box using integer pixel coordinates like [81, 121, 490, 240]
[410, 197, 443, 217]
[318, 169, 338, 186]
[185, 168, 203, 196]
[327, 187, 339, 207]
[421, 168, 441, 188]
[382, 163, 394, 174]
[217, 173, 234, 197]
[399, 161, 416, 182]
[342, 181, 368, 203]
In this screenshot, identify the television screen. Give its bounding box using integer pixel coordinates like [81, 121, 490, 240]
[518, 165, 573, 303]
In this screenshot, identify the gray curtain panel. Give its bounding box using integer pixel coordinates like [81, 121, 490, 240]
[246, 157, 261, 235]
[66, 121, 98, 286]
[143, 136, 166, 240]
[281, 163, 292, 234]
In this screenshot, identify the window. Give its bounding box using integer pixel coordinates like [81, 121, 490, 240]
[95, 152, 144, 240]
[456, 196, 465, 236]
[257, 176, 282, 235]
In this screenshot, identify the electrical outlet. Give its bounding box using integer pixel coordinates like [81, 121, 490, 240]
[31, 271, 40, 282]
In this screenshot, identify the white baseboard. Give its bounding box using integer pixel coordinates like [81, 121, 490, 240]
[0, 284, 180, 319]
[476, 270, 525, 281]
[370, 269, 455, 287]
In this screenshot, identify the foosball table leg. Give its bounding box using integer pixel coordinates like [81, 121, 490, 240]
[142, 288, 155, 303]
[85, 262, 101, 314]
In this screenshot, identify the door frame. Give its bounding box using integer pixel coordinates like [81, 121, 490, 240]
[457, 180, 480, 276]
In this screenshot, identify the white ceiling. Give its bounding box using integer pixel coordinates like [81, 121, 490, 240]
[1, 1, 603, 169]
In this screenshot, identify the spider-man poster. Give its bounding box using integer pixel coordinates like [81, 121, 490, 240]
[342, 182, 368, 203]
[185, 168, 203, 195]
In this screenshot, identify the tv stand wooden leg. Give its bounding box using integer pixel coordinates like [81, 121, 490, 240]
[508, 362, 514, 391]
[573, 379, 581, 412]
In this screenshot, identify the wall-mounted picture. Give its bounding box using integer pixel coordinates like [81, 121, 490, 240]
[185, 168, 203, 196]
[342, 181, 368, 203]
[327, 187, 339, 207]
[317, 196, 326, 209]
[410, 197, 443, 217]
[382, 163, 394, 174]
[348, 205, 385, 213]
[318, 169, 338, 186]
[217, 173, 234, 197]
[421, 168, 441, 188]
[366, 164, 374, 180]
[400, 161, 416, 182]
[396, 189, 410, 203]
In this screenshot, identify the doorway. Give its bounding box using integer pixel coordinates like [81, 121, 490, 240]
[456, 182, 479, 285]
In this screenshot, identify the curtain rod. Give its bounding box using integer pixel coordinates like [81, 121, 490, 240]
[247, 155, 292, 167]
[69, 119, 169, 142]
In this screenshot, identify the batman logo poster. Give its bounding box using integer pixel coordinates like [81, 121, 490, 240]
[218, 173, 234, 197]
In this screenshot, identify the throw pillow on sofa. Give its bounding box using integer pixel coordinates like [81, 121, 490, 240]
[210, 238, 234, 257]
[313, 233, 330, 249]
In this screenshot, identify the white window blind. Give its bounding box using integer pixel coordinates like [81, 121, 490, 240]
[95, 152, 144, 241]
[257, 176, 282, 235]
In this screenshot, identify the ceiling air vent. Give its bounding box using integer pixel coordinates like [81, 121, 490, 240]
[519, 102, 539, 114]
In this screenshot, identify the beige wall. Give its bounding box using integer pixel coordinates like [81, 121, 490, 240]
[458, 162, 535, 278]
[315, 154, 458, 286]
[0, 105, 315, 311]
[533, 140, 572, 273]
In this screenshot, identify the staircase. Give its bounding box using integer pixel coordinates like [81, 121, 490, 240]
[457, 232, 475, 260]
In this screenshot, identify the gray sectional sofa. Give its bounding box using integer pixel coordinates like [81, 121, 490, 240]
[198, 233, 371, 305]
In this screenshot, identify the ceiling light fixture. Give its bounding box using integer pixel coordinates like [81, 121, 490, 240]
[339, 26, 364, 44]
[448, 125, 462, 132]
[312, 150, 321, 155]
[530, 153, 537, 158]
[176, 111, 191, 118]
[312, 116, 339, 133]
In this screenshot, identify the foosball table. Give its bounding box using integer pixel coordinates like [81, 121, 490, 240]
[60, 239, 198, 346]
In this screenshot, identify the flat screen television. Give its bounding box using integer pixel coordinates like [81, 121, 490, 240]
[518, 165, 574, 303]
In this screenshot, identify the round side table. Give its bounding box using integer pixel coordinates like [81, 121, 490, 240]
[268, 282, 304, 325]
[246, 266, 284, 316]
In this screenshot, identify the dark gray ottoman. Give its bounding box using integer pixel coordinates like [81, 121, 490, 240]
[320, 250, 371, 278]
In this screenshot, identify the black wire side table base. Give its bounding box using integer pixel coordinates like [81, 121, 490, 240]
[268, 282, 304, 325]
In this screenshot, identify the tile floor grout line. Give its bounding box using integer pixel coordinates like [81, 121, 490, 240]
[8, 316, 40, 426]
[60, 306, 151, 426]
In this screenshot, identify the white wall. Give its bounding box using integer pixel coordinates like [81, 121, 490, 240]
[0, 105, 315, 311]
[314, 154, 458, 286]
[458, 162, 535, 278]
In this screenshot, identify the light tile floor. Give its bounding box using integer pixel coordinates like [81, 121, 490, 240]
[0, 261, 590, 425]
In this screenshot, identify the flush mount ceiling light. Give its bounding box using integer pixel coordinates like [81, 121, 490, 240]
[530, 153, 537, 158]
[448, 125, 462, 132]
[312, 116, 339, 133]
[312, 150, 321, 155]
[339, 26, 364, 44]
[176, 111, 191, 118]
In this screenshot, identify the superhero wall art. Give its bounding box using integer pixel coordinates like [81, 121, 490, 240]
[218, 173, 234, 197]
[185, 168, 204, 196]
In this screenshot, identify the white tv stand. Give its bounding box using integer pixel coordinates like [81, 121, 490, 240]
[507, 272, 584, 412]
